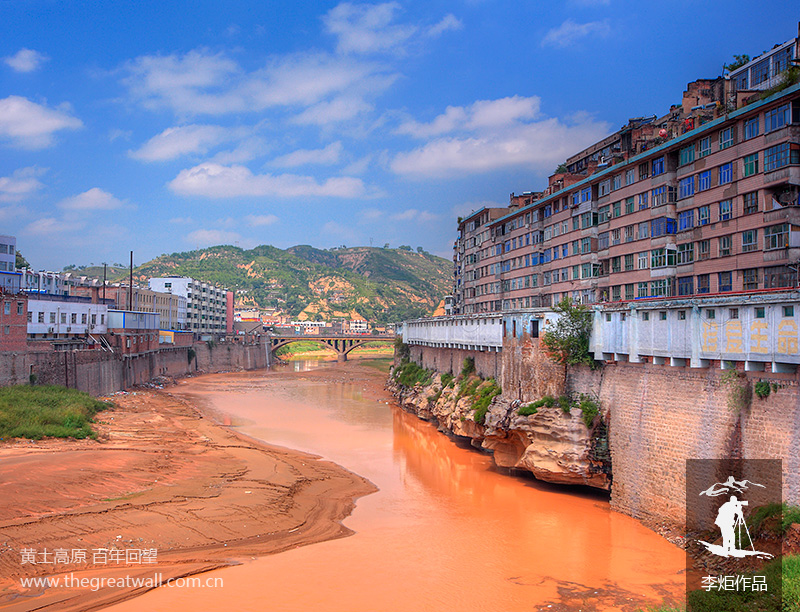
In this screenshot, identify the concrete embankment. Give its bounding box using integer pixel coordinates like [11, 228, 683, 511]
[387, 370, 610, 491]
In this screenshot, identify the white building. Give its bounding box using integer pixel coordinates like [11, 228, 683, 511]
[0, 235, 21, 293]
[149, 276, 226, 334]
[27, 295, 108, 338]
[21, 270, 67, 295]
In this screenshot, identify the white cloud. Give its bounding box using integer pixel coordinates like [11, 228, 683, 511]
[360, 207, 384, 221]
[4, 48, 49, 73]
[427, 14, 462, 38]
[0, 96, 82, 149]
[121, 49, 396, 120]
[58, 188, 125, 211]
[169, 216, 194, 224]
[169, 163, 366, 198]
[186, 229, 242, 247]
[24, 217, 83, 235]
[130, 124, 234, 161]
[0, 204, 28, 222]
[0, 167, 46, 202]
[271, 142, 343, 167]
[389, 208, 438, 222]
[292, 96, 374, 125]
[246, 214, 279, 226]
[392, 116, 610, 177]
[109, 128, 132, 142]
[541, 19, 610, 48]
[209, 138, 267, 164]
[323, 2, 416, 55]
[396, 95, 540, 138]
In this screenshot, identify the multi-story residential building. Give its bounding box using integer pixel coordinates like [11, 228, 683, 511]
[26, 295, 109, 339]
[454, 39, 800, 314]
[0, 235, 21, 293]
[148, 276, 228, 334]
[71, 281, 188, 331]
[22, 270, 67, 295]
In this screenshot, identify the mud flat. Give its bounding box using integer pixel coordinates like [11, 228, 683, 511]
[0, 383, 375, 612]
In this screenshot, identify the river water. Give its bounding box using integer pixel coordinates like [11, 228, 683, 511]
[110, 360, 684, 611]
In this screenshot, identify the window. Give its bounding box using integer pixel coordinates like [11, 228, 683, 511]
[638, 252, 648, 269]
[598, 232, 609, 250]
[679, 310, 686, 320]
[651, 217, 676, 237]
[611, 256, 621, 273]
[625, 225, 635, 242]
[742, 229, 758, 252]
[698, 240, 710, 260]
[650, 279, 672, 298]
[638, 192, 648, 209]
[659, 311, 667, 321]
[637, 221, 649, 240]
[698, 206, 710, 226]
[697, 171, 711, 191]
[678, 276, 694, 296]
[718, 271, 733, 292]
[580, 187, 591, 202]
[61, 313, 67, 324]
[719, 127, 734, 150]
[742, 153, 759, 178]
[677, 243, 694, 264]
[71, 313, 77, 324]
[637, 282, 649, 298]
[652, 156, 665, 176]
[573, 217, 580, 231]
[784, 306, 794, 317]
[744, 116, 760, 140]
[765, 104, 790, 132]
[679, 145, 695, 166]
[764, 223, 789, 250]
[624, 253, 634, 271]
[743, 268, 759, 290]
[764, 142, 791, 172]
[754, 306, 765, 318]
[719, 235, 732, 257]
[598, 205, 610, 223]
[625, 284, 634, 300]
[730, 308, 739, 319]
[612, 201, 621, 218]
[2, 302, 8, 315]
[81, 313, 87, 324]
[639, 162, 649, 180]
[719, 199, 732, 221]
[625, 197, 634, 214]
[706, 309, 716, 319]
[698, 136, 711, 158]
[719, 162, 733, 185]
[764, 265, 795, 289]
[679, 210, 695, 231]
[626, 169, 635, 185]
[642, 311, 650, 321]
[651, 248, 675, 268]
[613, 175, 621, 191]
[743, 192, 759, 215]
[598, 180, 610, 197]
[679, 176, 695, 199]
[652, 185, 676, 207]
[581, 237, 591, 254]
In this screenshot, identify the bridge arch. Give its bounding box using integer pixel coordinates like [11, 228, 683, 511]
[269, 335, 393, 362]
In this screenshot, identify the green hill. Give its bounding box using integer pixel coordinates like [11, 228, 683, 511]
[100, 244, 451, 324]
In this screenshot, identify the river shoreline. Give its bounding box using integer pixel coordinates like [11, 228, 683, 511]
[0, 368, 377, 612]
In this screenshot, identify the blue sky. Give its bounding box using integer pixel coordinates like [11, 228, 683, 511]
[1, 1, 797, 270]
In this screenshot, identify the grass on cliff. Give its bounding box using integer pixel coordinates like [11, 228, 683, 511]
[0, 385, 109, 440]
[393, 359, 433, 387]
[517, 393, 600, 428]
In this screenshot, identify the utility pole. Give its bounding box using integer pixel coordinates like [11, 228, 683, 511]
[128, 251, 133, 311]
[102, 263, 107, 303]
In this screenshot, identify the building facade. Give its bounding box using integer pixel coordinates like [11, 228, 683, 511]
[148, 276, 227, 334]
[455, 83, 800, 314]
[0, 235, 21, 293]
[26, 295, 109, 339]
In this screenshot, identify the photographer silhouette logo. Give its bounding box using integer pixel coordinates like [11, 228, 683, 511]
[697, 476, 773, 559]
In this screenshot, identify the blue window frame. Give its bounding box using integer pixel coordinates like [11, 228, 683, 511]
[698, 170, 711, 191]
[679, 176, 695, 199]
[678, 210, 694, 231]
[652, 156, 665, 176]
[765, 104, 790, 133]
[744, 116, 760, 140]
[719, 162, 732, 185]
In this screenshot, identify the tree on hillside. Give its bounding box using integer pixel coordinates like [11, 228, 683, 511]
[15, 250, 30, 269]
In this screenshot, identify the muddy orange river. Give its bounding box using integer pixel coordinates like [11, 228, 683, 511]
[109, 360, 684, 612]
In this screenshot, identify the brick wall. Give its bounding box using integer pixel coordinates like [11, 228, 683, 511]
[408, 345, 501, 380]
[501, 333, 565, 402]
[0, 294, 27, 352]
[568, 362, 800, 525]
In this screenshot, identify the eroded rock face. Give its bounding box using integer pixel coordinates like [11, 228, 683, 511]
[388, 371, 610, 491]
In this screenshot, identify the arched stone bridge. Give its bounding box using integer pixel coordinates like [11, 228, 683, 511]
[268, 334, 393, 362]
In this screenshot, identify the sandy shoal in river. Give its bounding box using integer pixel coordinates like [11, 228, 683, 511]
[0, 378, 376, 612]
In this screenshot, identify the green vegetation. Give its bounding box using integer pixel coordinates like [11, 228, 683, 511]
[471, 379, 502, 425]
[760, 66, 800, 100]
[724, 54, 750, 72]
[721, 369, 752, 413]
[440, 372, 454, 388]
[754, 381, 772, 400]
[461, 357, 475, 377]
[0, 385, 109, 440]
[541, 297, 596, 368]
[15, 250, 29, 269]
[395, 337, 410, 361]
[393, 359, 433, 388]
[187, 347, 196, 364]
[275, 340, 330, 356]
[748, 503, 800, 537]
[516, 393, 600, 428]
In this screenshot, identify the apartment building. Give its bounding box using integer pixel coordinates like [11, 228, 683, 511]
[0, 235, 21, 293]
[455, 63, 800, 314]
[148, 276, 228, 334]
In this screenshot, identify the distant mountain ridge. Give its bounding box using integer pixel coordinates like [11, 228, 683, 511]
[82, 244, 452, 324]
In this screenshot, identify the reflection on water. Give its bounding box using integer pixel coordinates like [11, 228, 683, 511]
[109, 361, 684, 612]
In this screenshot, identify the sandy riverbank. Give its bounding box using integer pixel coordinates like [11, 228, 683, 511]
[0, 373, 376, 612]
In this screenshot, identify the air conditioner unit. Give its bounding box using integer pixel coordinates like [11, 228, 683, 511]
[48, 327, 54, 333]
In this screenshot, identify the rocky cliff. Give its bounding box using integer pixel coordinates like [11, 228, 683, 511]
[388, 368, 610, 490]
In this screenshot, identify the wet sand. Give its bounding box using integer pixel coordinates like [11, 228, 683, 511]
[0, 380, 375, 612]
